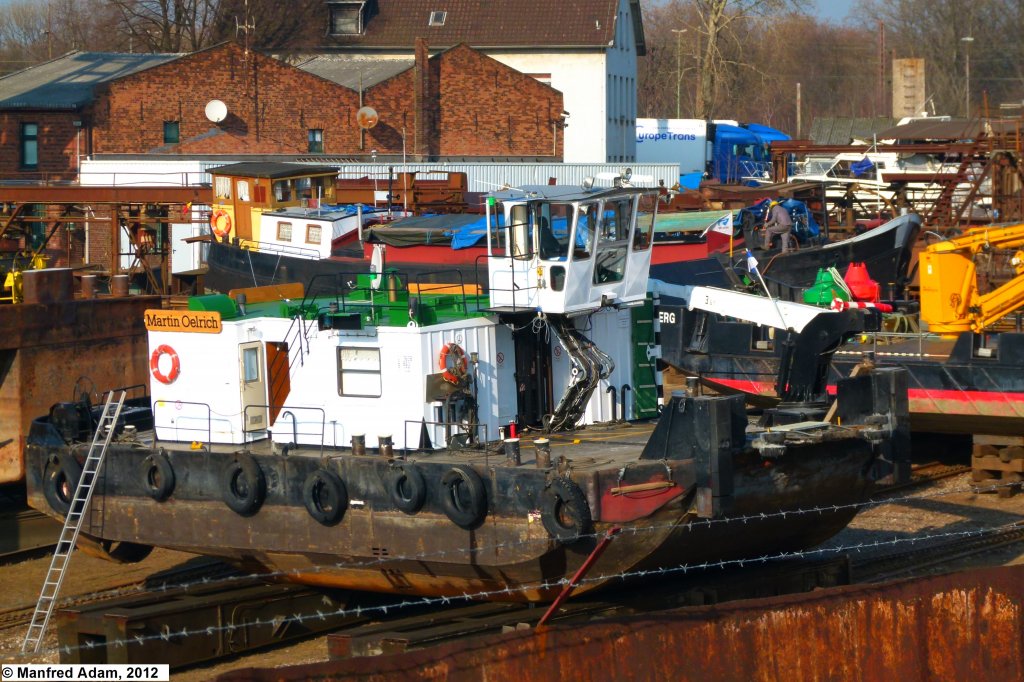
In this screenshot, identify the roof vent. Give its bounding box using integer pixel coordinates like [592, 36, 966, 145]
[429, 10, 446, 26]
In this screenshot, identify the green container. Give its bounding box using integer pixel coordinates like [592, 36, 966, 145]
[802, 268, 850, 307]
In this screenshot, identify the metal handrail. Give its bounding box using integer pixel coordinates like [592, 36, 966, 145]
[238, 238, 321, 260]
[152, 400, 213, 444]
[243, 403, 326, 456]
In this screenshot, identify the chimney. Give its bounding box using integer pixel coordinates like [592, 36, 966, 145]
[413, 37, 432, 160]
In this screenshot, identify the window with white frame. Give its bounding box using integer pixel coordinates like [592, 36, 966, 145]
[337, 346, 381, 397]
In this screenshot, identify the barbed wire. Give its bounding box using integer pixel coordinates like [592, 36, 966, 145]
[11, 514, 1024, 662]
[15, 475, 1016, 625]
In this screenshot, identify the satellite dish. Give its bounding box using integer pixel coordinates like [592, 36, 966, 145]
[205, 99, 228, 123]
[369, 244, 385, 289]
[356, 106, 379, 130]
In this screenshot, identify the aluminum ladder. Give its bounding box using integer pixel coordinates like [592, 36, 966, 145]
[21, 390, 127, 653]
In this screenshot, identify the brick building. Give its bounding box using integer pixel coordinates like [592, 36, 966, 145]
[0, 40, 563, 277]
[0, 40, 563, 183]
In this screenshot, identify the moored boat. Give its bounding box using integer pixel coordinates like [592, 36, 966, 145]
[25, 184, 909, 602]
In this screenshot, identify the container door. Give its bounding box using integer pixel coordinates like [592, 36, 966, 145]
[239, 342, 267, 432]
[233, 178, 253, 239]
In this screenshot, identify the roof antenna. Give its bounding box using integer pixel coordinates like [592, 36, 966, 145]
[235, 0, 257, 61]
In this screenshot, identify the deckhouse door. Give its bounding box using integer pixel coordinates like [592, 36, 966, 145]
[239, 341, 268, 432]
[233, 178, 254, 240]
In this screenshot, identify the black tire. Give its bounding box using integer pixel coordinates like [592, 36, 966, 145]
[440, 465, 487, 529]
[541, 477, 592, 543]
[302, 468, 348, 526]
[43, 452, 82, 516]
[388, 463, 427, 514]
[140, 450, 175, 502]
[221, 453, 266, 516]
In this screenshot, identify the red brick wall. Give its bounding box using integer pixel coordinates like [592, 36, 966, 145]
[364, 43, 564, 160]
[93, 43, 362, 155]
[0, 112, 84, 181]
[0, 41, 564, 179]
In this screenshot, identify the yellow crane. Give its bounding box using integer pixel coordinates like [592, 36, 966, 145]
[919, 223, 1024, 335]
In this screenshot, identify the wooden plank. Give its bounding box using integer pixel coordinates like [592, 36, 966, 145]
[227, 281, 305, 303]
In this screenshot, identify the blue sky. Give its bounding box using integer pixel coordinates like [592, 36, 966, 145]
[813, 0, 859, 23]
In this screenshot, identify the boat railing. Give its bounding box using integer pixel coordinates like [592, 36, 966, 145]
[401, 418, 490, 460]
[836, 331, 947, 360]
[410, 269, 471, 313]
[251, 404, 326, 456]
[152, 400, 213, 445]
[238, 238, 321, 261]
[473, 252, 541, 313]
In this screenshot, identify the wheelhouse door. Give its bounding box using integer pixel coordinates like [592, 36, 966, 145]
[239, 341, 267, 432]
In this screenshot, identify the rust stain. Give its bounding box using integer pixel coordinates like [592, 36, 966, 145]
[218, 564, 1024, 682]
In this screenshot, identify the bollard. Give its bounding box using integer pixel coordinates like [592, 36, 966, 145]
[80, 274, 97, 299]
[534, 438, 551, 469]
[504, 438, 521, 466]
[111, 274, 129, 297]
[351, 433, 366, 456]
[379, 434, 393, 458]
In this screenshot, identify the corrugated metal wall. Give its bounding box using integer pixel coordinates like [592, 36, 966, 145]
[80, 159, 680, 194]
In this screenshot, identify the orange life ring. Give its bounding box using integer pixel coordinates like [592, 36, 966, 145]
[210, 210, 232, 239]
[150, 344, 181, 384]
[439, 342, 468, 384]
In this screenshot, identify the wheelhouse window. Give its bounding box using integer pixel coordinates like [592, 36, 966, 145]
[308, 129, 323, 153]
[273, 180, 292, 202]
[276, 222, 293, 241]
[163, 121, 180, 144]
[337, 346, 381, 397]
[306, 224, 322, 244]
[236, 180, 251, 202]
[20, 123, 38, 169]
[215, 176, 232, 200]
[329, 1, 365, 35]
[509, 204, 534, 258]
[573, 203, 595, 260]
[537, 202, 571, 261]
[593, 198, 633, 284]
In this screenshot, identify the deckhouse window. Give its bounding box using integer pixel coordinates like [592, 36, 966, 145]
[20, 123, 38, 169]
[306, 224, 322, 244]
[329, 2, 365, 35]
[277, 222, 293, 241]
[337, 346, 382, 397]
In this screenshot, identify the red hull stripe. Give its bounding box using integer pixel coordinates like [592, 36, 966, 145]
[706, 377, 1024, 407]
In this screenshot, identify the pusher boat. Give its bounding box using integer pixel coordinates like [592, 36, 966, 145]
[25, 182, 908, 602]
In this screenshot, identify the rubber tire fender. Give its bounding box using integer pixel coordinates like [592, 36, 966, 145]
[541, 477, 592, 543]
[440, 465, 487, 529]
[388, 462, 427, 514]
[140, 449, 176, 502]
[302, 468, 348, 526]
[43, 452, 82, 517]
[221, 453, 266, 516]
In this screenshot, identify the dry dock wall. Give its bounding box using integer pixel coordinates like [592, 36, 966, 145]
[0, 295, 158, 483]
[224, 563, 1024, 681]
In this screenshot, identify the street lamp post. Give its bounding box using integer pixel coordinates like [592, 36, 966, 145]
[671, 29, 687, 119]
[961, 36, 974, 118]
